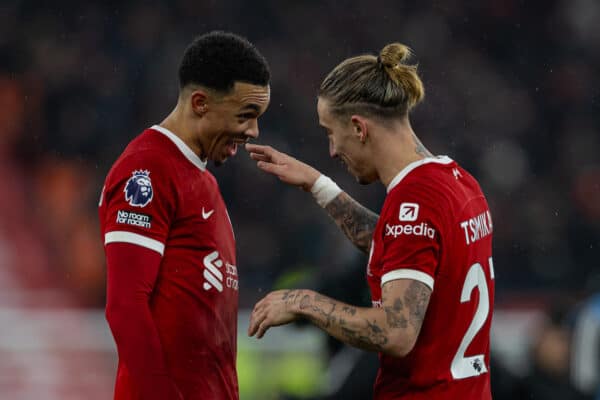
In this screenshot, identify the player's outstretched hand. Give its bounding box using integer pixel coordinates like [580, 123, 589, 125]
[245, 144, 321, 191]
[248, 289, 308, 339]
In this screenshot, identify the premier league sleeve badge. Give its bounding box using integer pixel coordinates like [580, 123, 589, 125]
[124, 170, 154, 207]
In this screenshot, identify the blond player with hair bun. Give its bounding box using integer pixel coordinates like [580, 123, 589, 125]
[247, 43, 494, 400]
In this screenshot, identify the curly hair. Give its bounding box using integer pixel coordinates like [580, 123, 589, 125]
[178, 31, 270, 92]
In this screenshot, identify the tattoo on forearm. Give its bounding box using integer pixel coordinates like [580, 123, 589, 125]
[342, 305, 357, 316]
[324, 192, 379, 253]
[298, 292, 388, 352]
[404, 281, 431, 330]
[282, 290, 302, 306]
[300, 292, 338, 328]
[340, 320, 388, 351]
[299, 294, 311, 309]
[293, 283, 430, 354]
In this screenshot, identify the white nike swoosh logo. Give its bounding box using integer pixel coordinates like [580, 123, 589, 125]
[202, 208, 214, 219]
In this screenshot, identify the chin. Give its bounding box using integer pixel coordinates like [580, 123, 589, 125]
[213, 156, 230, 167]
[354, 171, 378, 185]
[356, 176, 374, 185]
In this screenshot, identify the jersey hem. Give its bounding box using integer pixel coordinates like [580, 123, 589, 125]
[381, 269, 434, 290]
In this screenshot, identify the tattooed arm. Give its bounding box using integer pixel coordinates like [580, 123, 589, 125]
[246, 143, 379, 253]
[248, 280, 432, 357]
[324, 192, 379, 253]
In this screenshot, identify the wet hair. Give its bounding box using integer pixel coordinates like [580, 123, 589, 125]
[178, 31, 270, 92]
[319, 43, 424, 119]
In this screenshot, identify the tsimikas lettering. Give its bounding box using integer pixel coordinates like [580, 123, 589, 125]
[116, 210, 152, 229]
[459, 211, 493, 245]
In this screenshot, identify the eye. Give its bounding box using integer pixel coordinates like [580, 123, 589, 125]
[237, 113, 257, 123]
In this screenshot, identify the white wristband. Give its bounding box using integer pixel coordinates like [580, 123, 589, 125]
[310, 175, 342, 208]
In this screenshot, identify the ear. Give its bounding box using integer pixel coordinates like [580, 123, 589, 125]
[350, 115, 368, 143]
[190, 90, 209, 116]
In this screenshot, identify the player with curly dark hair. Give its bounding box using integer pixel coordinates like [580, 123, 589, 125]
[99, 31, 270, 400]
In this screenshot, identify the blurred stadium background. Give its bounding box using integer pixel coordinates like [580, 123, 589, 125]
[1, 0, 599, 399]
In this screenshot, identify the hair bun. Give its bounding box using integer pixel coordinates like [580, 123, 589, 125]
[379, 43, 412, 68]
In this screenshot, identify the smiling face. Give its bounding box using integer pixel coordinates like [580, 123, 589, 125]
[317, 97, 378, 184]
[195, 82, 270, 165]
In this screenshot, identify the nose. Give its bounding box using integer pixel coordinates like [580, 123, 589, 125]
[245, 119, 259, 139]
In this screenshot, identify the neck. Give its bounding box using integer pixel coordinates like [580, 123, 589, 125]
[372, 120, 432, 188]
[159, 105, 206, 160]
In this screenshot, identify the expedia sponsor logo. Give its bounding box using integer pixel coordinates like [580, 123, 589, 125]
[385, 222, 436, 239]
[116, 210, 152, 229]
[399, 203, 419, 221]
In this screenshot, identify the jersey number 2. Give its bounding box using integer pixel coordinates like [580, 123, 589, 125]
[450, 258, 493, 379]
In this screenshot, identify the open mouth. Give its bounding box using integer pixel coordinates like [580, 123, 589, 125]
[224, 138, 249, 158]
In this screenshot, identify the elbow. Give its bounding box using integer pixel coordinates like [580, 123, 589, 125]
[105, 299, 133, 331]
[105, 301, 122, 328]
[105, 290, 148, 327]
[382, 333, 418, 358]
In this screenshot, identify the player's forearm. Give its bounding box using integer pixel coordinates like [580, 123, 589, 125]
[105, 244, 181, 399]
[323, 192, 379, 253]
[106, 301, 179, 398]
[105, 301, 168, 374]
[287, 290, 408, 356]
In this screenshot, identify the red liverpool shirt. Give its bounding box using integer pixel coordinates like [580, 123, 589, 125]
[99, 125, 239, 399]
[367, 156, 494, 400]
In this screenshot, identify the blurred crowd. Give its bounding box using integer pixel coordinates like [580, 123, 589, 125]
[0, 0, 599, 398]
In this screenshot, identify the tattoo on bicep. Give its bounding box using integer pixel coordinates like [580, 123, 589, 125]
[384, 298, 408, 329]
[382, 284, 409, 329]
[324, 192, 379, 253]
[404, 281, 432, 330]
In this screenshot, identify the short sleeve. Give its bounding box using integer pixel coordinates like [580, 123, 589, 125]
[99, 152, 176, 256]
[379, 185, 442, 290]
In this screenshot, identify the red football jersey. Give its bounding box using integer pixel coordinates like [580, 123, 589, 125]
[367, 156, 494, 399]
[99, 125, 239, 399]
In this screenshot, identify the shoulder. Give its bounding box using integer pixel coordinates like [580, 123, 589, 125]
[104, 132, 181, 205]
[109, 130, 177, 182]
[382, 159, 465, 232]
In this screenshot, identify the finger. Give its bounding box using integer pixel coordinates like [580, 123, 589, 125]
[248, 307, 268, 336]
[248, 311, 257, 336]
[257, 319, 271, 339]
[257, 161, 287, 177]
[249, 153, 271, 162]
[254, 294, 269, 310]
[248, 310, 261, 336]
[248, 144, 283, 163]
[245, 143, 270, 155]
